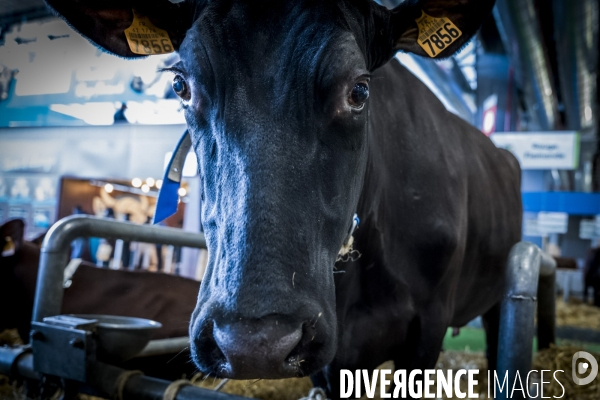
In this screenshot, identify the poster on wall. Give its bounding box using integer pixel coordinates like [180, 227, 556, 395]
[0, 174, 58, 236]
[7, 204, 32, 226]
[32, 208, 54, 230]
[490, 132, 580, 170]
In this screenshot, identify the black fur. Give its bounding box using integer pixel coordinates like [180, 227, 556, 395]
[43, 1, 519, 398]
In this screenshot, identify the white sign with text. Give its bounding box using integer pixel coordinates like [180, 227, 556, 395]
[537, 212, 569, 235]
[490, 132, 579, 170]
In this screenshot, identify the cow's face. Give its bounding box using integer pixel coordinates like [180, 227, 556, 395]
[46, 0, 493, 379]
[180, 2, 371, 379]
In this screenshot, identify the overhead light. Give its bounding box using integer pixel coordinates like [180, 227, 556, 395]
[146, 177, 155, 187]
[141, 184, 150, 193]
[156, 179, 163, 189]
[132, 178, 142, 188]
[178, 187, 187, 197]
[104, 183, 114, 193]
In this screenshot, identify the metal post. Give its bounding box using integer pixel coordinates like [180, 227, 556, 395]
[496, 242, 540, 400]
[33, 215, 207, 323]
[537, 252, 557, 350]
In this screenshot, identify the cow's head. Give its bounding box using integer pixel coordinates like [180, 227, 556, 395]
[46, 0, 493, 378]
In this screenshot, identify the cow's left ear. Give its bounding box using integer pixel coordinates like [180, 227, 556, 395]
[1, 219, 25, 257]
[369, 0, 495, 68]
[44, 0, 201, 58]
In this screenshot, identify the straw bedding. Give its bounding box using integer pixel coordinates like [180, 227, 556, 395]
[2, 296, 600, 400]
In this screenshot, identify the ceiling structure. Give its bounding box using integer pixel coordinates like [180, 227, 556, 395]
[0, 0, 49, 29]
[0, 0, 44, 16]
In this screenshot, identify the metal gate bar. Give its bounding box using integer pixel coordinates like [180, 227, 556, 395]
[537, 251, 557, 350]
[496, 242, 557, 400]
[0, 349, 250, 400]
[88, 361, 249, 400]
[32, 215, 207, 323]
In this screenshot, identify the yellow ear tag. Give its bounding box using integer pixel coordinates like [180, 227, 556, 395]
[2, 237, 15, 257]
[125, 11, 174, 55]
[415, 11, 462, 58]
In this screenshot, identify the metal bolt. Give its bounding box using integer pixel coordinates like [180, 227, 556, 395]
[31, 330, 44, 341]
[69, 338, 85, 349]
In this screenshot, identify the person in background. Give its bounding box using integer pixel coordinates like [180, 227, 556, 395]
[130, 217, 158, 271]
[120, 213, 132, 268]
[113, 102, 128, 123]
[95, 208, 115, 267]
[70, 206, 92, 261]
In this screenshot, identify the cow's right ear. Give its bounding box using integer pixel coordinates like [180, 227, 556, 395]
[1, 219, 25, 257]
[44, 0, 199, 58]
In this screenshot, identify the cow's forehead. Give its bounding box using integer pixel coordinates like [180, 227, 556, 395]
[179, 0, 366, 80]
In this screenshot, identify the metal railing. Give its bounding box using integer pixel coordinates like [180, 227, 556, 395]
[33, 215, 207, 322]
[5, 217, 558, 400]
[496, 242, 557, 400]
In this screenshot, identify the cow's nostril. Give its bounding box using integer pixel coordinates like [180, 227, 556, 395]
[193, 319, 227, 372]
[213, 319, 304, 379]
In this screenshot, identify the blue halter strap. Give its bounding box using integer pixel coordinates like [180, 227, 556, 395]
[153, 130, 192, 224]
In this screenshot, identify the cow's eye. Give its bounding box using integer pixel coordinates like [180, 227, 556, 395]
[348, 81, 369, 109]
[172, 76, 190, 100]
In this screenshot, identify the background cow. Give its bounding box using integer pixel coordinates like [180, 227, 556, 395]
[0, 219, 199, 342]
[584, 246, 600, 307]
[44, 0, 521, 398]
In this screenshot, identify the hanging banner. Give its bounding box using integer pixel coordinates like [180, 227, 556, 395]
[490, 132, 580, 170]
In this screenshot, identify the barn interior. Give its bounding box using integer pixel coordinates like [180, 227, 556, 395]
[0, 0, 600, 399]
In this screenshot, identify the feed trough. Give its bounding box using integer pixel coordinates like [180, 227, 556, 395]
[37, 314, 162, 363]
[68, 314, 162, 362]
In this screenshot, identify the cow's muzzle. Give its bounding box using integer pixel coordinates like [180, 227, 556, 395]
[192, 313, 329, 379]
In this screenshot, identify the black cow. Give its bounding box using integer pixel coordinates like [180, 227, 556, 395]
[584, 247, 600, 307]
[44, 0, 521, 397]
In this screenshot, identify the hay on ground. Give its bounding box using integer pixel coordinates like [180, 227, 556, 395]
[556, 298, 600, 331]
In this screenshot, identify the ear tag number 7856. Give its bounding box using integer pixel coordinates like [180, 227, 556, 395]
[415, 11, 462, 58]
[125, 11, 174, 55]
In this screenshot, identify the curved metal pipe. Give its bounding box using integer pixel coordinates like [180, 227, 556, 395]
[33, 215, 206, 323]
[497, 242, 541, 400]
[539, 251, 557, 277]
[496, 242, 557, 400]
[137, 337, 190, 358]
[552, 0, 597, 131]
[495, 0, 561, 130]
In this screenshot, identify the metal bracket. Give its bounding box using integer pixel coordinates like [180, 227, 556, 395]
[31, 317, 97, 382]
